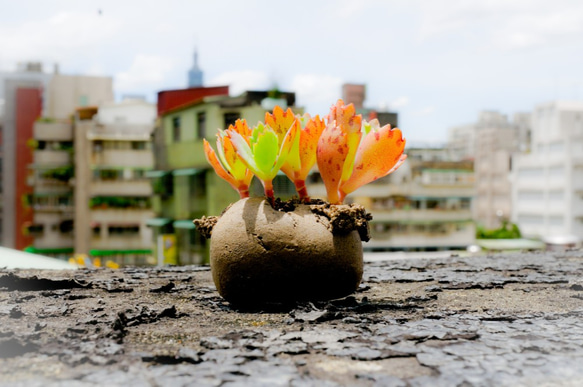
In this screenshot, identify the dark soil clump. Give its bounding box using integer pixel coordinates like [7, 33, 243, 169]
[194, 197, 372, 241]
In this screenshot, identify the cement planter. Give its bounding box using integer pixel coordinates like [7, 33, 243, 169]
[200, 198, 370, 306]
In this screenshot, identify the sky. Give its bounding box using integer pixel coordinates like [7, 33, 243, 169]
[1, 0, 583, 144]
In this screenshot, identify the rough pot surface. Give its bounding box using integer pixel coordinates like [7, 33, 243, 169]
[207, 198, 365, 305]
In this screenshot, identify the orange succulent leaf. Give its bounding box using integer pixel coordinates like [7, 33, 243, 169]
[297, 114, 326, 180]
[329, 99, 362, 134]
[228, 119, 252, 140]
[316, 100, 363, 204]
[279, 118, 302, 179]
[216, 133, 247, 181]
[316, 123, 351, 204]
[264, 106, 296, 143]
[340, 125, 407, 197]
[203, 139, 239, 190]
[274, 118, 300, 174]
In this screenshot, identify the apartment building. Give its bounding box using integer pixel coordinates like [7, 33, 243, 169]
[1, 63, 51, 249]
[448, 111, 531, 229]
[2, 63, 113, 251]
[309, 147, 476, 251]
[73, 100, 156, 265]
[511, 101, 583, 241]
[25, 118, 75, 256]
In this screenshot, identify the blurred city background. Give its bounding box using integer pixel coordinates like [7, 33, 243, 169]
[1, 1, 582, 267]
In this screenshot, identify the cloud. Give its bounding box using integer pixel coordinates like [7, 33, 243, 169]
[390, 96, 411, 109]
[0, 11, 121, 66]
[115, 55, 177, 92]
[207, 70, 271, 96]
[291, 73, 343, 115]
[417, 0, 583, 50]
[413, 106, 436, 116]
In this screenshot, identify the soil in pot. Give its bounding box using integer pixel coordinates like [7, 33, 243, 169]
[195, 197, 371, 306]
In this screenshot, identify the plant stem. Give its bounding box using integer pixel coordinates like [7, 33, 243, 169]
[263, 180, 275, 206]
[294, 179, 310, 203]
[338, 190, 347, 204]
[238, 185, 250, 199]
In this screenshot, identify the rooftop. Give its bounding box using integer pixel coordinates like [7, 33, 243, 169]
[1, 250, 582, 385]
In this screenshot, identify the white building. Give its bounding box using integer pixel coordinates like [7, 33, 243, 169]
[448, 111, 530, 229]
[511, 101, 583, 241]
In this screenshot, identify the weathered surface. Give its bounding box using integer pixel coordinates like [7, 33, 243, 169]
[1, 250, 582, 386]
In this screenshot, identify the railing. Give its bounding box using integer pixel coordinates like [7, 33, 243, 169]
[368, 228, 475, 249]
[90, 180, 153, 196]
[33, 150, 71, 165]
[91, 149, 153, 168]
[370, 209, 473, 222]
[88, 124, 153, 139]
[33, 121, 73, 141]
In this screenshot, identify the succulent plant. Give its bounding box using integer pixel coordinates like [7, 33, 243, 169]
[204, 100, 406, 205]
[203, 119, 254, 198]
[227, 120, 299, 204]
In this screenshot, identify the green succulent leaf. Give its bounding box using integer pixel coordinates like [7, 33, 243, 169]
[253, 129, 279, 174]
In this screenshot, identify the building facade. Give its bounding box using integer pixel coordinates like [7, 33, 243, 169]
[448, 111, 531, 229]
[2, 64, 114, 250]
[511, 101, 583, 241]
[308, 147, 476, 251]
[73, 101, 156, 265]
[1, 63, 52, 248]
[26, 99, 156, 265]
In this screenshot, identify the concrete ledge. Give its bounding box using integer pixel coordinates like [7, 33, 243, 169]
[1, 251, 582, 385]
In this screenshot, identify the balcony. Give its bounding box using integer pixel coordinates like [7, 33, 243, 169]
[31, 193, 74, 213]
[90, 208, 154, 224]
[370, 209, 473, 223]
[368, 226, 475, 249]
[33, 121, 73, 141]
[90, 180, 153, 196]
[88, 124, 152, 140]
[33, 150, 71, 166]
[92, 149, 153, 168]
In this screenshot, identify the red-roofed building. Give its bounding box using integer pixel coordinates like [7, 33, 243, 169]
[157, 86, 229, 116]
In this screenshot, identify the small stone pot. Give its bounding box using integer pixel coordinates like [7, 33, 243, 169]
[208, 198, 364, 306]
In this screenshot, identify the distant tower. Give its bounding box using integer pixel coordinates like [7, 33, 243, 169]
[188, 48, 203, 88]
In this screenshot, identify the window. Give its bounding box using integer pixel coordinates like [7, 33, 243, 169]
[189, 172, 207, 198]
[93, 140, 103, 153]
[549, 216, 564, 226]
[28, 224, 44, 236]
[94, 169, 123, 181]
[108, 224, 140, 236]
[575, 114, 583, 135]
[224, 112, 240, 128]
[172, 116, 181, 142]
[197, 112, 206, 139]
[518, 191, 544, 201]
[518, 167, 543, 178]
[131, 141, 147, 150]
[59, 220, 74, 234]
[548, 166, 564, 177]
[549, 190, 564, 201]
[517, 214, 543, 224]
[549, 142, 564, 153]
